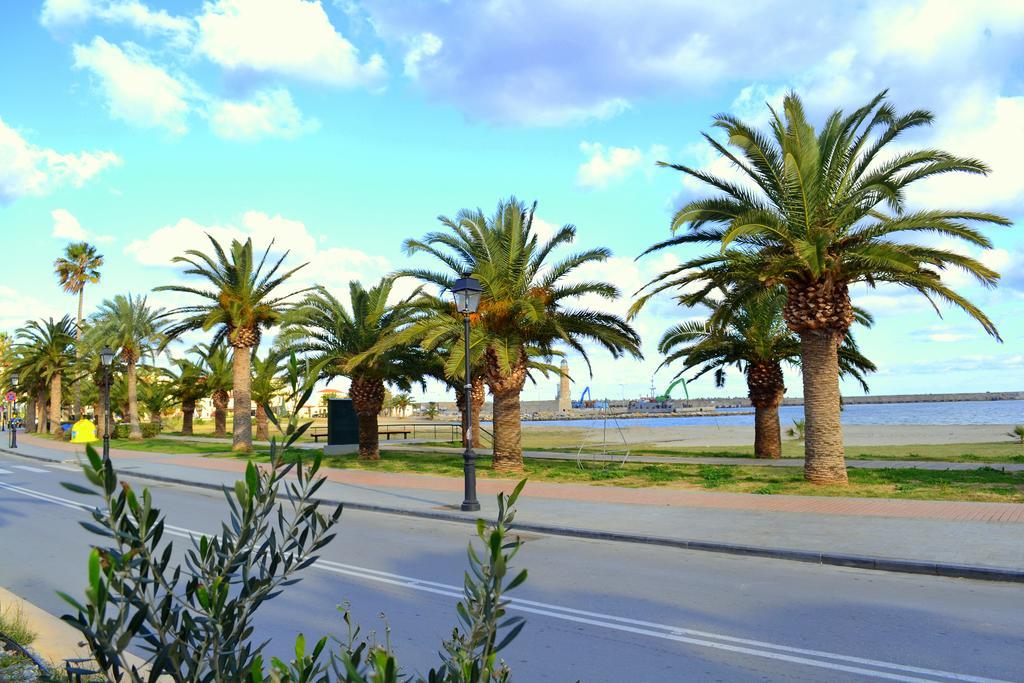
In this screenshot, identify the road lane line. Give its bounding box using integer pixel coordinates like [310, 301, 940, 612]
[1, 481, 1010, 683]
[11, 465, 49, 473]
[314, 559, 1006, 683]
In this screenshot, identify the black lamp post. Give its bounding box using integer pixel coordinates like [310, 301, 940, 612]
[451, 273, 482, 512]
[100, 345, 115, 460]
[9, 372, 18, 449]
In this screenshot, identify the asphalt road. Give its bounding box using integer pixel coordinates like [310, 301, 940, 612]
[0, 452, 1021, 682]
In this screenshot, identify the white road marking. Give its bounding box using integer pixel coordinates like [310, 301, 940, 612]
[11, 465, 49, 473]
[0, 468, 11, 475]
[0, 480, 1011, 683]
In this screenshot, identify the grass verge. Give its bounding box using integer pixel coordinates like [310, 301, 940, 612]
[212, 449, 1024, 502]
[0, 603, 35, 647]
[107, 438, 233, 455]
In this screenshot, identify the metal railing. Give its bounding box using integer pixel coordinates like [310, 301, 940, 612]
[379, 422, 493, 446]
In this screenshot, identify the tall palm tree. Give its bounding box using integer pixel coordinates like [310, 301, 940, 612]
[54, 241, 103, 419]
[281, 278, 428, 460]
[193, 343, 233, 438]
[156, 236, 309, 452]
[138, 369, 177, 432]
[402, 197, 642, 471]
[639, 91, 1009, 483]
[251, 351, 285, 441]
[657, 291, 875, 458]
[14, 317, 77, 435]
[6, 345, 46, 433]
[87, 294, 166, 440]
[389, 393, 414, 417]
[82, 347, 120, 438]
[169, 355, 209, 436]
[374, 295, 557, 451]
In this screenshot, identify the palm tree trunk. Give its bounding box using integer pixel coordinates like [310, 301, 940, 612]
[127, 362, 142, 440]
[485, 350, 527, 472]
[748, 362, 784, 459]
[36, 389, 47, 433]
[255, 404, 269, 441]
[471, 376, 484, 449]
[73, 289, 84, 420]
[357, 412, 379, 459]
[490, 386, 523, 472]
[49, 375, 62, 436]
[231, 347, 252, 452]
[25, 396, 36, 433]
[351, 376, 384, 460]
[753, 403, 782, 459]
[213, 392, 227, 437]
[800, 331, 847, 484]
[182, 400, 195, 436]
[93, 399, 103, 436]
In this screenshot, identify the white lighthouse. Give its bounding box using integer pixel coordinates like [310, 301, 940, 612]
[557, 359, 571, 412]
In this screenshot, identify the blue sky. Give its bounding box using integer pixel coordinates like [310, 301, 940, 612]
[1, 0, 1022, 402]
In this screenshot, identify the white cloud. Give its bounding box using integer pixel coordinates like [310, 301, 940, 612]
[867, 0, 1024, 67]
[209, 88, 320, 141]
[196, 0, 386, 88]
[577, 143, 642, 189]
[517, 98, 631, 128]
[41, 0, 193, 44]
[51, 208, 87, 240]
[577, 142, 667, 189]
[907, 93, 1024, 211]
[0, 116, 120, 204]
[73, 37, 193, 134]
[403, 32, 442, 80]
[50, 208, 114, 243]
[928, 332, 974, 343]
[125, 210, 396, 299]
[0, 286, 63, 330]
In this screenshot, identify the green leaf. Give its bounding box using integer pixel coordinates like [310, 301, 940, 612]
[88, 549, 101, 592]
[246, 461, 259, 494]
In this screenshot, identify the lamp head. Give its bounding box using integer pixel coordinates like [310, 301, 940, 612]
[451, 273, 482, 315]
[100, 345, 115, 368]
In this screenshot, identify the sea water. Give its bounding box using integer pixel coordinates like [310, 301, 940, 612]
[526, 399, 1024, 428]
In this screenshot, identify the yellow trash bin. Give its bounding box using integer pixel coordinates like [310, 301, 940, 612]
[71, 418, 99, 444]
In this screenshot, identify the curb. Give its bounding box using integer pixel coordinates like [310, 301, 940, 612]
[0, 586, 156, 678]
[4, 446, 1023, 584]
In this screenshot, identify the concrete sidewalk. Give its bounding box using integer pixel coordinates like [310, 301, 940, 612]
[4, 434, 1023, 581]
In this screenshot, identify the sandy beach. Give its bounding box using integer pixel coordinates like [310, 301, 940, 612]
[522, 423, 1018, 447]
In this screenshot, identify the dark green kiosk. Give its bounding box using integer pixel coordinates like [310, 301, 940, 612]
[325, 398, 359, 455]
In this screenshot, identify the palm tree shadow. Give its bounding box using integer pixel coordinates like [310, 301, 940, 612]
[0, 494, 40, 528]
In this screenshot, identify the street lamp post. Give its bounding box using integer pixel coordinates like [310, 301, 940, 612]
[100, 345, 115, 461]
[9, 372, 18, 448]
[451, 273, 483, 512]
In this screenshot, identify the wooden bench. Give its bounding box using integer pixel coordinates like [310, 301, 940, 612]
[310, 427, 329, 442]
[379, 429, 412, 440]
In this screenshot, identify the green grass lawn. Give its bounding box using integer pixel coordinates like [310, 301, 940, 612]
[108, 438, 234, 455]
[212, 449, 1024, 503]
[423, 439, 1024, 463]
